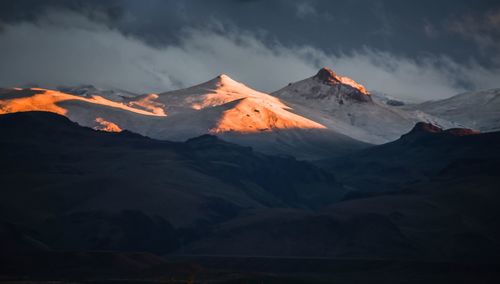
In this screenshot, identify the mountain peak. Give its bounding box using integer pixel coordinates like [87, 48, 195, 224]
[403, 122, 480, 140]
[314, 67, 340, 84]
[313, 67, 369, 96]
[217, 73, 231, 80]
[208, 73, 246, 90]
[215, 73, 238, 84]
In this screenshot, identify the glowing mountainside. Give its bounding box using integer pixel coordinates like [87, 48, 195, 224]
[0, 70, 463, 157]
[126, 74, 367, 158]
[0, 88, 161, 117]
[141, 74, 282, 112]
[273, 67, 457, 144]
[0, 75, 368, 159]
[0, 88, 164, 132]
[0, 76, 326, 137]
[126, 74, 326, 135]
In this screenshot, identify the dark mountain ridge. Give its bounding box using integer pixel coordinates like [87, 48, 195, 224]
[318, 122, 500, 193]
[1, 112, 500, 282]
[0, 111, 343, 254]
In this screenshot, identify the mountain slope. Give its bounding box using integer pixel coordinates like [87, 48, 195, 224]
[126, 74, 369, 159]
[317, 122, 498, 193]
[125, 75, 323, 135]
[273, 67, 457, 144]
[0, 112, 344, 242]
[0, 75, 369, 159]
[410, 88, 500, 132]
[2, 112, 500, 282]
[135, 74, 283, 112]
[184, 123, 500, 261]
[0, 87, 164, 132]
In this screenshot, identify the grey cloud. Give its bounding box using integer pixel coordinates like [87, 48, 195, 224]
[2, 0, 499, 68]
[0, 10, 499, 101]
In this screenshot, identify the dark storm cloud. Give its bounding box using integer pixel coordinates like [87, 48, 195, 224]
[3, 0, 498, 60]
[0, 0, 123, 25]
[0, 0, 499, 100]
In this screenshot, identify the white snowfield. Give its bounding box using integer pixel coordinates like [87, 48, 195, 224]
[0, 68, 496, 158]
[0, 74, 363, 159]
[127, 74, 326, 136]
[272, 68, 458, 144]
[407, 88, 500, 132]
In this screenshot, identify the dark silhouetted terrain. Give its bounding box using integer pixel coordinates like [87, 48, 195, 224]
[1, 112, 500, 283]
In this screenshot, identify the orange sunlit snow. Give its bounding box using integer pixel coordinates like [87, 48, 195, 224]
[0, 88, 166, 117]
[94, 117, 122, 132]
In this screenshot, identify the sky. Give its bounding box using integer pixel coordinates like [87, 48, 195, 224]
[0, 0, 499, 100]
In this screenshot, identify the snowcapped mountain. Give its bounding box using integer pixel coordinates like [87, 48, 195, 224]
[126, 74, 326, 135]
[272, 67, 457, 144]
[0, 87, 164, 132]
[0, 75, 368, 159]
[409, 88, 500, 132]
[6, 69, 489, 158]
[125, 74, 368, 158]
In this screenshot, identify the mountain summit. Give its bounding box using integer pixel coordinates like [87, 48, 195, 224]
[404, 122, 480, 138]
[314, 67, 370, 99]
[123, 74, 367, 159]
[272, 67, 457, 144]
[314, 67, 340, 84]
[0, 75, 368, 159]
[274, 67, 371, 104]
[124, 74, 327, 135]
[138, 73, 282, 112]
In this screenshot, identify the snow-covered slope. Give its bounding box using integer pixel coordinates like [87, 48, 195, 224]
[126, 74, 337, 135]
[272, 67, 457, 144]
[410, 88, 500, 132]
[0, 87, 163, 132]
[138, 74, 281, 112]
[126, 74, 326, 135]
[127, 74, 368, 158]
[0, 75, 369, 159]
[370, 91, 409, 106]
[57, 85, 139, 102]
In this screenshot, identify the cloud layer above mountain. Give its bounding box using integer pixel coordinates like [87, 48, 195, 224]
[0, 10, 499, 100]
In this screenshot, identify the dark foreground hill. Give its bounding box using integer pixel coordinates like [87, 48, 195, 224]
[1, 113, 500, 283]
[0, 111, 342, 248]
[318, 122, 500, 194]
